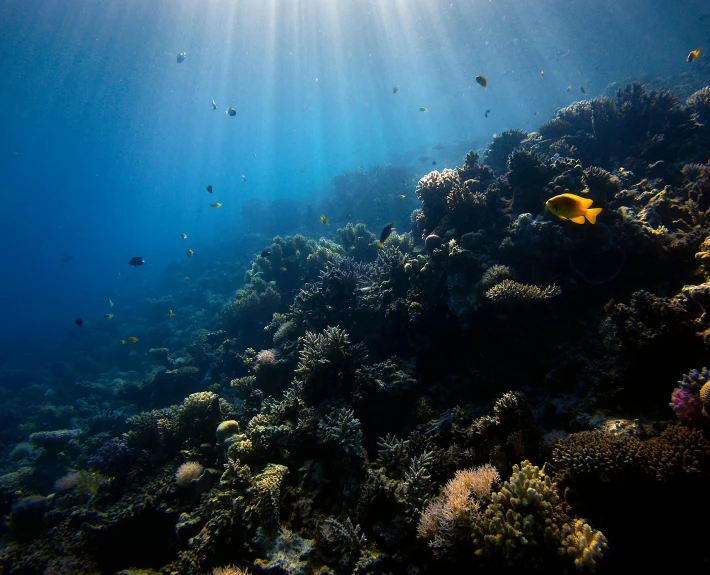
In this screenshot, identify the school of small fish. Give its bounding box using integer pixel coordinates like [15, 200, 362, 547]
[74, 43, 699, 338]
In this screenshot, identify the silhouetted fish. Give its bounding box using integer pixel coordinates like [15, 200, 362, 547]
[128, 257, 144, 267]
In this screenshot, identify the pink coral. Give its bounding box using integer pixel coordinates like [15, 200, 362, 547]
[254, 348, 276, 369]
[53, 472, 80, 492]
[670, 386, 703, 425]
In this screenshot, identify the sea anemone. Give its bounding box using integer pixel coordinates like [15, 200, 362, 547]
[175, 461, 203, 487]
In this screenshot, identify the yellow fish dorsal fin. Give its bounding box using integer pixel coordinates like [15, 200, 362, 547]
[585, 207, 603, 224]
[561, 193, 593, 208]
[569, 215, 586, 224]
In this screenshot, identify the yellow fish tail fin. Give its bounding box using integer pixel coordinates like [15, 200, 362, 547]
[121, 340, 126, 345]
[569, 215, 586, 224]
[377, 241, 384, 248]
[585, 207, 603, 224]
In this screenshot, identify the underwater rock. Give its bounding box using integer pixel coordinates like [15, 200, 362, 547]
[148, 347, 174, 369]
[11, 495, 49, 540]
[216, 420, 241, 444]
[459, 230, 485, 250]
[424, 234, 442, 250]
[252, 526, 314, 575]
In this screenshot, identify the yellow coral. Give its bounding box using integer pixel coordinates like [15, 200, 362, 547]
[559, 519, 608, 570]
[248, 463, 288, 529]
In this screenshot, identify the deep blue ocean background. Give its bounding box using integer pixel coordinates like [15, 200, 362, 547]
[0, 0, 707, 371]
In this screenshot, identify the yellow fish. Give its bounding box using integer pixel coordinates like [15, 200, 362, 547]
[167, 309, 174, 319]
[186, 249, 194, 257]
[546, 193, 602, 224]
[104, 313, 114, 319]
[280, 267, 287, 272]
[397, 194, 406, 199]
[122, 336, 139, 344]
[210, 202, 222, 208]
[180, 233, 187, 239]
[320, 215, 328, 224]
[688, 48, 701, 62]
[540, 70, 545, 78]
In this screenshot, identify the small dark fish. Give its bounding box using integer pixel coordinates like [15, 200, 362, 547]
[242, 175, 247, 182]
[393, 85, 399, 93]
[261, 249, 270, 257]
[475, 74, 487, 89]
[377, 222, 395, 247]
[433, 144, 445, 150]
[432, 160, 437, 166]
[104, 407, 115, 417]
[177, 52, 186, 63]
[418, 156, 429, 163]
[75, 317, 84, 327]
[128, 257, 144, 267]
[419, 106, 428, 112]
[206, 185, 213, 194]
[400, 179, 406, 185]
[485, 109, 491, 118]
[226, 107, 237, 116]
[580, 86, 588, 95]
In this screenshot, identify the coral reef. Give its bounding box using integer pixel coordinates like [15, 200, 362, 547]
[8, 81, 710, 574]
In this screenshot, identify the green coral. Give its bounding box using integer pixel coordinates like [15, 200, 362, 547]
[247, 463, 289, 530]
[338, 222, 379, 262]
[220, 235, 343, 336]
[475, 460, 607, 571]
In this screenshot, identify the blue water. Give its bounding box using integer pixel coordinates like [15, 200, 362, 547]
[0, 0, 705, 359]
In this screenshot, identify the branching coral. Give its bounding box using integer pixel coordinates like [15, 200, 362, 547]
[479, 264, 513, 290]
[376, 434, 410, 475]
[686, 86, 710, 127]
[550, 424, 710, 483]
[317, 407, 365, 459]
[484, 129, 528, 175]
[484, 279, 561, 305]
[338, 222, 379, 262]
[295, 326, 366, 402]
[317, 517, 367, 573]
[247, 463, 289, 530]
[401, 450, 436, 517]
